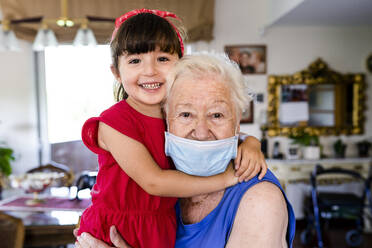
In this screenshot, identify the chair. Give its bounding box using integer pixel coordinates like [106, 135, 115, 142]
[27, 161, 75, 187]
[0, 211, 24, 248]
[74, 170, 97, 200]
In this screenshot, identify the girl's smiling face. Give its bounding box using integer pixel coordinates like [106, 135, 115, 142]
[112, 47, 179, 110]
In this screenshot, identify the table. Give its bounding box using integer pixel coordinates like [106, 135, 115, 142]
[5, 210, 79, 247]
[0, 187, 91, 247]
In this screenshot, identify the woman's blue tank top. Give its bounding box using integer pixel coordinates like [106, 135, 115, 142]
[175, 169, 295, 247]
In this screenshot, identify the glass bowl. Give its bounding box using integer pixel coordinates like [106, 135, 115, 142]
[10, 172, 64, 205]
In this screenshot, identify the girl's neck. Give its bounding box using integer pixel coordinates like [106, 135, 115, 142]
[126, 97, 163, 118]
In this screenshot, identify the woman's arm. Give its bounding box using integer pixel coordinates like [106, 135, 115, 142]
[226, 182, 288, 248]
[99, 122, 238, 197]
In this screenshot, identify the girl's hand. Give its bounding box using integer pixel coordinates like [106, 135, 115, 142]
[75, 226, 131, 248]
[223, 163, 239, 187]
[234, 136, 267, 182]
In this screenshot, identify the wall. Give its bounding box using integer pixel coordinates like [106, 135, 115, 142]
[0, 41, 39, 174]
[266, 0, 306, 27]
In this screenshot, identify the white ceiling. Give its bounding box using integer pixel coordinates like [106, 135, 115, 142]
[274, 0, 372, 26]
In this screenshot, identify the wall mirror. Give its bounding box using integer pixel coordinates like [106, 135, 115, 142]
[266, 58, 366, 136]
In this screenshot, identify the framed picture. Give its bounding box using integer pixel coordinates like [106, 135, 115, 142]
[225, 45, 267, 74]
[240, 101, 254, 123]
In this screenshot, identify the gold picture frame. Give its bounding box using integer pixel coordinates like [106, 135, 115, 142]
[266, 58, 366, 136]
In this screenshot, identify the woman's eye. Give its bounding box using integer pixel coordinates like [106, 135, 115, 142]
[158, 56, 170, 62]
[212, 113, 223, 118]
[129, 58, 140, 64]
[180, 112, 191, 118]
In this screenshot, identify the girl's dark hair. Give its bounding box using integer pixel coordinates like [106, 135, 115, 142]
[111, 13, 185, 101]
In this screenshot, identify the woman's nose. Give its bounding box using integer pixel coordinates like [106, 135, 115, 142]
[192, 118, 211, 141]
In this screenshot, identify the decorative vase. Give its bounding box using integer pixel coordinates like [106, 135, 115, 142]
[333, 139, 347, 158]
[335, 145, 346, 158]
[287, 145, 300, 160]
[357, 142, 371, 157]
[303, 146, 320, 160]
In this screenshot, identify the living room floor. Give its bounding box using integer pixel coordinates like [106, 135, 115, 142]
[294, 220, 372, 248]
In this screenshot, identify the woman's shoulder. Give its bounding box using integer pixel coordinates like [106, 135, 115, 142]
[226, 172, 288, 220]
[238, 170, 287, 211]
[242, 181, 286, 205]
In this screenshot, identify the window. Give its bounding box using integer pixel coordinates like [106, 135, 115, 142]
[44, 45, 115, 143]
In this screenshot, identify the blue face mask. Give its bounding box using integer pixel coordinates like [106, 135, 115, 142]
[164, 132, 238, 177]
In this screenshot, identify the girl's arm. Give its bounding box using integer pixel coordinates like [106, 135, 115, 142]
[234, 135, 268, 182]
[99, 122, 238, 198]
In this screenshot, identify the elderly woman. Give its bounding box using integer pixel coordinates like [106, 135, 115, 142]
[76, 54, 295, 247]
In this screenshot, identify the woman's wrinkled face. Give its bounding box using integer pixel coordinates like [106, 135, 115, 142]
[167, 74, 239, 141]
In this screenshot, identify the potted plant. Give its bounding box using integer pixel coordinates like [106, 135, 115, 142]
[356, 140, 371, 157]
[0, 145, 14, 198]
[333, 139, 347, 158]
[289, 132, 320, 160]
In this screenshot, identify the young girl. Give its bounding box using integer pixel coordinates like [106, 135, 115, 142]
[77, 9, 267, 248]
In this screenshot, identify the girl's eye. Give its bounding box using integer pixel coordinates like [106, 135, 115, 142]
[129, 58, 140, 64]
[158, 56, 170, 62]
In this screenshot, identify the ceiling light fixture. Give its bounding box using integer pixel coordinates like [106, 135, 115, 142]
[0, 0, 114, 52]
[0, 19, 20, 51]
[73, 19, 97, 47]
[32, 22, 59, 51]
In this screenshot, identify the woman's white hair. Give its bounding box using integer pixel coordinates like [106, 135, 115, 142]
[164, 53, 252, 117]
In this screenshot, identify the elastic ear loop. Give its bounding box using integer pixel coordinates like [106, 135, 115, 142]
[110, 8, 184, 56]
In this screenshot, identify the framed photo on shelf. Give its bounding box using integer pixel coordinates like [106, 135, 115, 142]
[224, 45, 267, 74]
[240, 101, 254, 124]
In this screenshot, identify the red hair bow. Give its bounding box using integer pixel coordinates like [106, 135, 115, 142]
[111, 8, 184, 55]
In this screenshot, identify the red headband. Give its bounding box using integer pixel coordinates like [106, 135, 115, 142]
[111, 8, 184, 56]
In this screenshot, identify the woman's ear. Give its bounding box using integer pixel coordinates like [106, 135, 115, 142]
[110, 65, 121, 82]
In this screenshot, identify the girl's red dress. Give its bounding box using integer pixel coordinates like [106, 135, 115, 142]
[78, 100, 177, 248]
